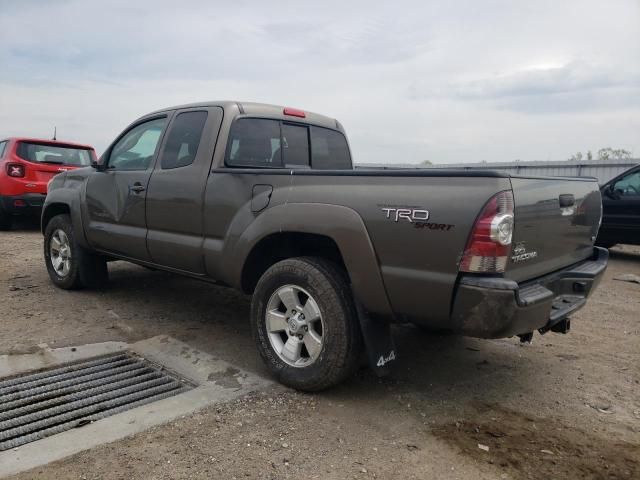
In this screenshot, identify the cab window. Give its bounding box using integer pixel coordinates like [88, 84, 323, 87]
[160, 111, 208, 169]
[281, 123, 310, 167]
[109, 118, 167, 171]
[613, 170, 640, 196]
[310, 127, 351, 170]
[226, 119, 281, 168]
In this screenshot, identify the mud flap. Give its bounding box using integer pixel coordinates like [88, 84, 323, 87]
[354, 299, 397, 377]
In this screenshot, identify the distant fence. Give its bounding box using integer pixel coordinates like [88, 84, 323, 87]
[356, 159, 639, 184]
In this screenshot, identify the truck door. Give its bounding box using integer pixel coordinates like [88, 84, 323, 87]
[85, 116, 169, 260]
[145, 107, 223, 273]
[601, 167, 640, 244]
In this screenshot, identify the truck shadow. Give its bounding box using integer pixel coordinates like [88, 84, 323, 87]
[608, 247, 640, 263]
[3, 217, 40, 232]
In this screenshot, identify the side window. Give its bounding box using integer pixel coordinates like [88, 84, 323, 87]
[108, 117, 167, 171]
[226, 119, 281, 168]
[160, 111, 208, 169]
[310, 127, 352, 169]
[0, 141, 7, 158]
[281, 124, 310, 167]
[613, 171, 640, 196]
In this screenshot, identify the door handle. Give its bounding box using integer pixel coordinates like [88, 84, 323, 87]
[130, 183, 146, 194]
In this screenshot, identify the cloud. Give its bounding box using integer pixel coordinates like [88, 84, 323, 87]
[453, 63, 640, 99]
[409, 62, 640, 114]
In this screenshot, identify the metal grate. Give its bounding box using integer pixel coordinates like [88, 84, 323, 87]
[0, 352, 191, 451]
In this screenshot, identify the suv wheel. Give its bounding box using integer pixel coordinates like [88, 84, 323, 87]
[251, 257, 362, 391]
[44, 214, 108, 289]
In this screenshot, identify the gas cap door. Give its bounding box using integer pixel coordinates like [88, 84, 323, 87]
[251, 184, 273, 212]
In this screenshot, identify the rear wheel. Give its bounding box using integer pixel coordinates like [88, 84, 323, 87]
[251, 257, 362, 391]
[44, 214, 108, 289]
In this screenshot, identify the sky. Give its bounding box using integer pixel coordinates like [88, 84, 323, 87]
[0, 0, 639, 164]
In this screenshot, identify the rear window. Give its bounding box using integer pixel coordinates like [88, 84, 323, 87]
[227, 118, 282, 168]
[16, 142, 93, 166]
[226, 118, 351, 170]
[0, 141, 7, 158]
[282, 123, 310, 167]
[310, 127, 351, 169]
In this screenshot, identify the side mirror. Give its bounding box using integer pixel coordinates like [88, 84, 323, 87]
[604, 184, 620, 199]
[91, 160, 106, 171]
[92, 151, 109, 171]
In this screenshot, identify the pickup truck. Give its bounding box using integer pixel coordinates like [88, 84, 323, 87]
[42, 101, 608, 391]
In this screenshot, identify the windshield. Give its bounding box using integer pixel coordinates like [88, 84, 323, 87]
[16, 142, 94, 166]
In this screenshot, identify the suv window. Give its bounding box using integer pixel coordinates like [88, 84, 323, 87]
[282, 124, 309, 167]
[613, 170, 640, 196]
[310, 127, 351, 169]
[160, 111, 208, 169]
[0, 141, 7, 158]
[16, 142, 93, 166]
[109, 117, 167, 171]
[227, 118, 281, 168]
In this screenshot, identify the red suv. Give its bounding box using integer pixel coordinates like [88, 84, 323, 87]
[0, 137, 97, 230]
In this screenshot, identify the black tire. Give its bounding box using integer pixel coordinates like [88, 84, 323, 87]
[251, 257, 362, 391]
[0, 208, 12, 231]
[44, 214, 108, 289]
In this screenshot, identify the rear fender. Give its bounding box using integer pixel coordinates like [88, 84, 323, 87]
[226, 203, 394, 318]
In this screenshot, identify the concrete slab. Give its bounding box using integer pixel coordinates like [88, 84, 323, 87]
[0, 336, 272, 478]
[0, 341, 128, 379]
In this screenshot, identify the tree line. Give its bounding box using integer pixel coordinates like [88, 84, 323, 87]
[569, 148, 632, 162]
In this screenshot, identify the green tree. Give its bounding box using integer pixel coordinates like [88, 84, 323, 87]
[597, 147, 632, 161]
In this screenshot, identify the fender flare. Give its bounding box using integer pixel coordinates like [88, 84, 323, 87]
[41, 188, 89, 248]
[224, 203, 394, 318]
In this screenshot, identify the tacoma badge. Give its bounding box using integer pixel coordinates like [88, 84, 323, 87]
[511, 243, 538, 263]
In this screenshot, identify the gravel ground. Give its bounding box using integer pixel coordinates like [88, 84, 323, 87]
[1, 219, 638, 479]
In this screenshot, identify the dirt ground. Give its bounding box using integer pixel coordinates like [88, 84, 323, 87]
[1, 219, 639, 480]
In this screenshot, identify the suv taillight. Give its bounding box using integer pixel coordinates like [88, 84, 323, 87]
[7, 163, 25, 178]
[459, 190, 514, 273]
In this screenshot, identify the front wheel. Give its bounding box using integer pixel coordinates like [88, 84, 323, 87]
[251, 257, 362, 391]
[44, 214, 108, 289]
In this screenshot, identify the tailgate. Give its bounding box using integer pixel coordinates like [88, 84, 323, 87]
[24, 163, 74, 190]
[506, 177, 602, 283]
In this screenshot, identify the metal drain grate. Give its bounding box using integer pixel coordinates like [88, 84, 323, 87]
[0, 352, 191, 451]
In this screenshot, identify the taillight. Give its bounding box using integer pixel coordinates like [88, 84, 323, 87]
[459, 190, 514, 273]
[6, 163, 25, 178]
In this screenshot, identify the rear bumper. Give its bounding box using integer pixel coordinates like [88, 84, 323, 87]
[451, 246, 608, 338]
[0, 194, 46, 215]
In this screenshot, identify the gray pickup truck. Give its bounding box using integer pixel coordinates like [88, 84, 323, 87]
[42, 101, 608, 390]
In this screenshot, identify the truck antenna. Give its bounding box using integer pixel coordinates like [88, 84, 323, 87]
[53, 126, 57, 141]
